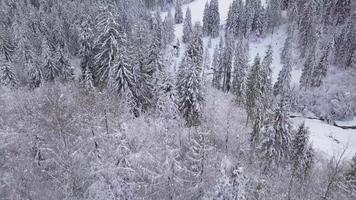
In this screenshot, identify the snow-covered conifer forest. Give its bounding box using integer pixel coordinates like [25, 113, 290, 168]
[0, 0, 356, 199]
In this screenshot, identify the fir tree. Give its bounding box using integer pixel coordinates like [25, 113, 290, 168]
[174, 0, 183, 24]
[79, 17, 94, 81]
[232, 39, 249, 105]
[93, 6, 126, 87]
[222, 32, 234, 92]
[184, 129, 214, 198]
[246, 54, 263, 123]
[0, 61, 17, 87]
[311, 45, 330, 87]
[41, 38, 60, 82]
[209, 0, 220, 38]
[266, 0, 282, 34]
[298, 2, 317, 58]
[290, 123, 314, 179]
[182, 8, 193, 43]
[177, 24, 204, 127]
[273, 52, 292, 97]
[281, 26, 293, 65]
[152, 12, 163, 49]
[212, 37, 224, 90]
[288, 123, 314, 199]
[260, 45, 273, 115]
[56, 46, 74, 82]
[202, 1, 210, 36]
[300, 44, 316, 89]
[163, 11, 175, 48]
[259, 98, 293, 171]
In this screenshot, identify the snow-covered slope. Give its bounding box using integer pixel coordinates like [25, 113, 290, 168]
[164, 0, 356, 160]
[292, 117, 356, 159]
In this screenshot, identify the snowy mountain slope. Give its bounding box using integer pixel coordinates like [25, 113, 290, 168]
[164, 0, 356, 160]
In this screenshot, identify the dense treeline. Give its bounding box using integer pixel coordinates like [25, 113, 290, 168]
[0, 0, 355, 199]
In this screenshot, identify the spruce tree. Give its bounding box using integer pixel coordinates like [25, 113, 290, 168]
[222, 32, 234, 92]
[0, 61, 17, 87]
[182, 8, 193, 43]
[202, 1, 210, 36]
[212, 37, 224, 90]
[261, 45, 273, 115]
[232, 39, 249, 105]
[41, 38, 60, 82]
[163, 11, 175, 48]
[298, 2, 317, 58]
[288, 123, 314, 199]
[300, 44, 316, 89]
[56, 46, 74, 82]
[177, 23, 204, 127]
[209, 0, 220, 38]
[266, 0, 282, 34]
[259, 98, 293, 171]
[246, 54, 263, 123]
[290, 123, 314, 180]
[281, 26, 293, 65]
[79, 17, 94, 82]
[93, 6, 126, 87]
[174, 0, 183, 24]
[311, 45, 330, 87]
[273, 52, 292, 97]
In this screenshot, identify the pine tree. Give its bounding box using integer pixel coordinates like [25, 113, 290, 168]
[56, 46, 74, 82]
[0, 61, 17, 87]
[182, 8, 193, 43]
[232, 38, 249, 105]
[202, 1, 210, 36]
[108, 44, 134, 97]
[298, 2, 317, 58]
[266, 0, 282, 34]
[93, 6, 126, 87]
[246, 54, 263, 123]
[222, 32, 234, 92]
[260, 45, 273, 114]
[41, 38, 60, 82]
[300, 44, 316, 89]
[311, 45, 330, 87]
[0, 29, 17, 87]
[177, 24, 204, 127]
[212, 37, 224, 89]
[273, 52, 292, 97]
[281, 26, 293, 65]
[259, 98, 293, 171]
[174, 0, 183, 24]
[28, 62, 43, 89]
[251, 0, 264, 37]
[184, 129, 214, 198]
[163, 11, 175, 48]
[209, 0, 220, 38]
[152, 12, 163, 49]
[226, 0, 244, 38]
[290, 123, 314, 179]
[288, 123, 314, 199]
[79, 17, 94, 81]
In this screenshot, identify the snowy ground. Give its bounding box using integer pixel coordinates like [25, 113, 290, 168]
[164, 0, 356, 160]
[292, 117, 356, 160]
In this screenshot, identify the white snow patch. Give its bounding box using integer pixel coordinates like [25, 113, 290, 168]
[292, 117, 356, 160]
